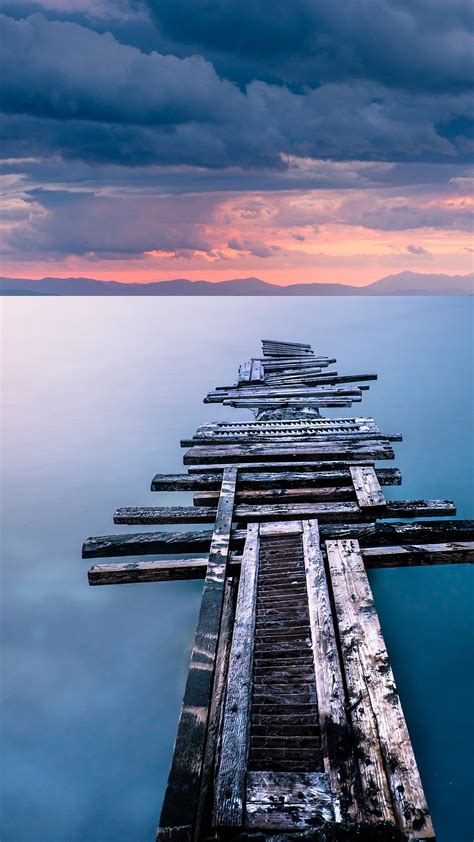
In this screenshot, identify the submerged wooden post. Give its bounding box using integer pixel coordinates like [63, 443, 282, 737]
[83, 337, 474, 841]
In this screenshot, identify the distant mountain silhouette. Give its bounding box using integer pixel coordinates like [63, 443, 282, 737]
[1, 271, 472, 296]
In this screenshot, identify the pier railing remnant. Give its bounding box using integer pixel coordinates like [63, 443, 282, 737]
[83, 338, 474, 841]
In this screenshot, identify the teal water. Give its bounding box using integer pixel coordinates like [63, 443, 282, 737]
[1, 297, 473, 842]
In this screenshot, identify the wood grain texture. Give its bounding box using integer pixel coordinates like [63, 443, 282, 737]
[215, 524, 260, 827]
[326, 539, 435, 839]
[350, 465, 386, 508]
[302, 520, 360, 821]
[83, 520, 474, 559]
[151, 467, 402, 491]
[183, 441, 395, 464]
[156, 467, 237, 842]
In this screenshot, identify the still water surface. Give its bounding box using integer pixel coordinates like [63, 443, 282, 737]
[1, 297, 473, 841]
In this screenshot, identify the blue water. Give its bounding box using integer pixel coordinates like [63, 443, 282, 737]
[1, 297, 473, 842]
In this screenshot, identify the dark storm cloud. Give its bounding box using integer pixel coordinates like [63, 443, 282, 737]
[0, 12, 472, 171]
[146, 0, 474, 92]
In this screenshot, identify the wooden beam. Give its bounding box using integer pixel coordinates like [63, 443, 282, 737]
[82, 519, 474, 559]
[183, 442, 395, 464]
[187, 459, 379, 473]
[326, 539, 435, 838]
[350, 466, 386, 508]
[157, 467, 237, 842]
[194, 487, 355, 506]
[302, 520, 360, 820]
[363, 541, 474, 568]
[215, 524, 260, 827]
[87, 541, 474, 585]
[181, 432, 401, 446]
[88, 557, 209, 585]
[113, 499, 455, 525]
[151, 468, 402, 491]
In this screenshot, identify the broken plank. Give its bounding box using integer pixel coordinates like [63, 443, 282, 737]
[350, 465, 386, 508]
[157, 467, 237, 841]
[326, 539, 435, 838]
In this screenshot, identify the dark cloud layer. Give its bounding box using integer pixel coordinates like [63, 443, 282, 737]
[0, 9, 472, 170]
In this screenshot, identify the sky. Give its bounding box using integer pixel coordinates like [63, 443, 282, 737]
[0, 0, 473, 285]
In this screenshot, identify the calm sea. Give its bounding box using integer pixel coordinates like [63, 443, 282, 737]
[1, 297, 473, 841]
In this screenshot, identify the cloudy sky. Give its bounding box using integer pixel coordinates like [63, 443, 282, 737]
[1, 0, 473, 285]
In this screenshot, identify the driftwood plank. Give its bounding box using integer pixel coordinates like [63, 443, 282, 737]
[350, 465, 386, 508]
[215, 524, 260, 827]
[88, 541, 474, 585]
[157, 467, 237, 842]
[183, 442, 395, 464]
[88, 557, 209, 585]
[194, 487, 355, 506]
[223, 399, 358, 408]
[151, 468, 402, 491]
[363, 541, 474, 567]
[187, 459, 378, 474]
[302, 521, 360, 821]
[114, 499, 455, 525]
[182, 432, 401, 446]
[83, 520, 474, 559]
[326, 539, 435, 839]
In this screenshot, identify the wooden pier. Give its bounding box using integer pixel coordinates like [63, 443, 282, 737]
[83, 339, 473, 841]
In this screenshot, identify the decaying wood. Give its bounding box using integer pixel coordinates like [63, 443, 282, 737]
[82, 519, 474, 559]
[151, 467, 402, 491]
[302, 520, 360, 820]
[350, 465, 386, 508]
[114, 499, 455, 525]
[326, 539, 435, 839]
[157, 467, 237, 842]
[183, 441, 395, 464]
[215, 524, 260, 826]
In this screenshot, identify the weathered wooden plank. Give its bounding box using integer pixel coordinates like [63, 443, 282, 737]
[238, 360, 252, 383]
[245, 771, 334, 828]
[87, 541, 474, 585]
[114, 506, 218, 524]
[183, 441, 395, 464]
[249, 359, 264, 382]
[157, 467, 237, 842]
[115, 499, 454, 525]
[206, 386, 362, 399]
[195, 575, 238, 838]
[88, 557, 209, 585]
[182, 432, 401, 446]
[263, 373, 377, 386]
[194, 486, 355, 506]
[223, 399, 359, 408]
[151, 469, 401, 491]
[302, 520, 360, 821]
[350, 465, 386, 508]
[326, 539, 435, 838]
[82, 520, 474, 558]
[215, 524, 260, 827]
[114, 500, 453, 526]
[262, 339, 313, 349]
[188, 459, 378, 473]
[363, 541, 474, 568]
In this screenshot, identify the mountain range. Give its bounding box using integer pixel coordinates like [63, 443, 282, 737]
[1, 271, 472, 296]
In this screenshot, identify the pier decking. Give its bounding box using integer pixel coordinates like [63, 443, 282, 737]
[83, 339, 474, 841]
